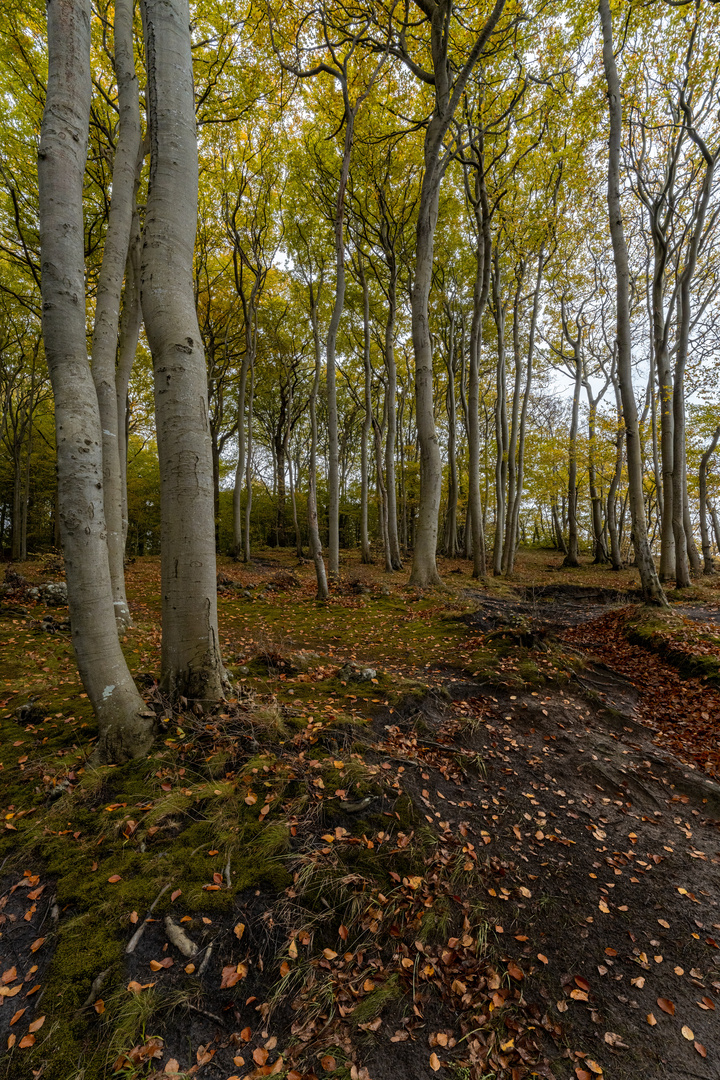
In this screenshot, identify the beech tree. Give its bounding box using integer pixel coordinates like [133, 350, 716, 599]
[140, 0, 225, 698]
[38, 0, 153, 760]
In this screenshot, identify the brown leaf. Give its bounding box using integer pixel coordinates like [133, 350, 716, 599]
[9, 1009, 26, 1025]
[30, 938, 45, 953]
[253, 1047, 269, 1066]
[19, 1034, 35, 1049]
[1, 967, 17, 985]
[695, 1042, 707, 1058]
[682, 1026, 694, 1041]
[647, 1013, 657, 1026]
[429, 1051, 441, 1072]
[321, 1056, 337, 1071]
[94, 999, 105, 1015]
[657, 998, 675, 1016]
[233, 922, 245, 940]
[107, 875, 121, 883]
[28, 1016, 45, 1033]
[507, 961, 523, 981]
[240, 1026, 252, 1042]
[170, 889, 182, 902]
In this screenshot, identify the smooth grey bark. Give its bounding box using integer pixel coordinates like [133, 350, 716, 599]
[383, 272, 402, 569]
[709, 500, 720, 554]
[39, 0, 153, 761]
[464, 156, 491, 578]
[502, 263, 524, 574]
[443, 309, 459, 557]
[606, 363, 624, 570]
[491, 251, 508, 576]
[308, 280, 329, 599]
[551, 502, 567, 554]
[585, 379, 609, 564]
[358, 259, 373, 564]
[141, 0, 225, 699]
[90, 0, 140, 631]
[407, 0, 508, 586]
[699, 423, 720, 574]
[116, 203, 143, 555]
[504, 249, 544, 574]
[599, 0, 666, 605]
[243, 359, 254, 563]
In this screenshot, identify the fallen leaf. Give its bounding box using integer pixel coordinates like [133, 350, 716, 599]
[682, 1026, 694, 1041]
[507, 961, 523, 981]
[107, 875, 121, 883]
[321, 1055, 337, 1071]
[30, 939, 44, 953]
[170, 889, 181, 902]
[28, 1016, 45, 1033]
[9, 1009, 26, 1025]
[94, 999, 105, 1015]
[647, 1013, 657, 1026]
[657, 998, 675, 1016]
[323, 949, 338, 960]
[537, 953, 549, 964]
[253, 1047, 269, 1066]
[234, 922, 245, 940]
[695, 1042, 707, 1058]
[19, 1034, 35, 1048]
[429, 1051, 441, 1071]
[164, 1061, 180, 1075]
[7, 1034, 16, 1050]
[129, 911, 139, 924]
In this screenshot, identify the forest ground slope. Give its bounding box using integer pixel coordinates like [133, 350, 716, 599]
[1, 549, 719, 1080]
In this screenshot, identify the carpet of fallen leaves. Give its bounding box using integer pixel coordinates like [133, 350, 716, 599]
[562, 608, 720, 778]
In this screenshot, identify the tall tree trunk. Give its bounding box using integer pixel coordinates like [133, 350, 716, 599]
[466, 159, 490, 578]
[491, 254, 508, 576]
[232, 351, 250, 558]
[116, 204, 143, 555]
[709, 500, 720, 554]
[563, 352, 582, 568]
[90, 0, 141, 630]
[443, 312, 458, 557]
[141, 0, 225, 699]
[502, 264, 524, 574]
[308, 284, 329, 599]
[599, 0, 666, 604]
[39, 0, 153, 760]
[699, 425, 720, 574]
[384, 275, 402, 569]
[243, 359, 254, 563]
[358, 260, 372, 564]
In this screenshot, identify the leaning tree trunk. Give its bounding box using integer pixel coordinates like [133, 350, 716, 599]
[141, 0, 225, 699]
[39, 0, 153, 761]
[90, 0, 142, 630]
[599, 0, 666, 605]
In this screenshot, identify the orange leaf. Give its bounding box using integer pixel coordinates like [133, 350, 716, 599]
[657, 998, 675, 1016]
[507, 961, 523, 981]
[9, 1009, 25, 1025]
[7, 1034, 16, 1050]
[321, 1056, 337, 1071]
[30, 938, 45, 953]
[695, 1042, 707, 1058]
[94, 999, 105, 1015]
[240, 1026, 252, 1042]
[170, 889, 182, 902]
[19, 1034, 35, 1048]
[253, 1047, 269, 1066]
[429, 1051, 441, 1071]
[28, 1016, 45, 1033]
[107, 875, 121, 883]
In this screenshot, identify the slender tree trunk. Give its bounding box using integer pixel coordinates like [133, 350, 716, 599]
[506, 250, 544, 573]
[563, 353, 581, 568]
[116, 204, 142, 555]
[308, 283, 329, 599]
[699, 424, 720, 573]
[232, 352, 250, 558]
[384, 279, 402, 569]
[358, 261, 372, 564]
[502, 265, 524, 573]
[243, 359, 254, 563]
[599, 0, 666, 604]
[466, 168, 490, 578]
[39, 0, 153, 761]
[443, 313, 458, 557]
[90, 0, 141, 629]
[709, 500, 720, 554]
[141, 0, 225, 699]
[491, 255, 508, 576]
[552, 502, 567, 554]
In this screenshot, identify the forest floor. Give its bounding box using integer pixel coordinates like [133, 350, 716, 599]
[1, 547, 720, 1080]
